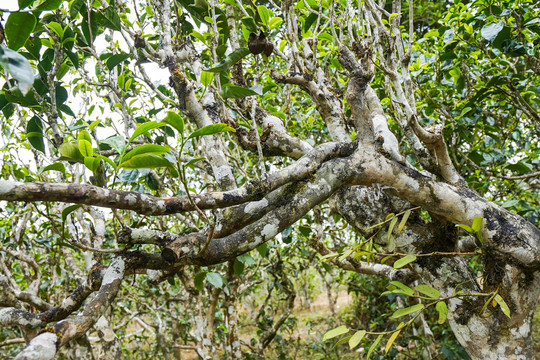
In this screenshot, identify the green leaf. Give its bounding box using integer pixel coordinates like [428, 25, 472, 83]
[393, 254, 416, 269]
[414, 284, 440, 299]
[397, 210, 411, 232]
[33, 0, 62, 11]
[233, 259, 245, 275]
[99, 7, 122, 31]
[385, 325, 402, 353]
[332, 335, 352, 348]
[0, 47, 35, 94]
[481, 21, 504, 42]
[501, 199, 519, 208]
[390, 304, 424, 319]
[388, 12, 401, 22]
[39, 163, 66, 175]
[205, 47, 250, 72]
[78, 129, 91, 143]
[320, 252, 339, 261]
[78, 139, 93, 158]
[118, 154, 173, 169]
[47, 22, 64, 39]
[471, 217, 483, 233]
[188, 123, 236, 139]
[366, 334, 383, 359]
[185, 157, 206, 168]
[494, 294, 511, 318]
[26, 115, 45, 153]
[435, 301, 447, 324]
[194, 272, 206, 291]
[206, 272, 223, 288]
[69, 0, 85, 18]
[322, 325, 349, 341]
[257, 5, 270, 25]
[456, 224, 474, 233]
[222, 83, 263, 99]
[101, 135, 126, 154]
[256, 243, 268, 257]
[387, 216, 398, 243]
[128, 121, 166, 145]
[62, 204, 81, 225]
[95, 154, 117, 170]
[389, 281, 414, 296]
[161, 111, 184, 135]
[5, 12, 36, 50]
[200, 70, 214, 87]
[58, 142, 85, 163]
[106, 53, 131, 70]
[237, 254, 255, 265]
[121, 144, 170, 163]
[84, 156, 101, 172]
[348, 330, 366, 349]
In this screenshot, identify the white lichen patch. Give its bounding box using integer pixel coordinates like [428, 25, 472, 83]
[214, 165, 233, 181]
[102, 258, 125, 286]
[244, 198, 268, 214]
[21, 332, 58, 359]
[125, 193, 137, 206]
[0, 181, 18, 194]
[510, 320, 530, 339]
[505, 247, 535, 265]
[399, 176, 419, 192]
[157, 200, 166, 210]
[61, 297, 76, 308]
[262, 223, 279, 238]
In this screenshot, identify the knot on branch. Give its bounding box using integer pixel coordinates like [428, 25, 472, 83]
[167, 62, 189, 109]
[118, 227, 132, 244]
[338, 46, 373, 91]
[88, 263, 106, 290]
[244, 179, 268, 200]
[161, 233, 206, 264]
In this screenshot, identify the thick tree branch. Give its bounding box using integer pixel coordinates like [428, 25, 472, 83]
[14, 257, 125, 360]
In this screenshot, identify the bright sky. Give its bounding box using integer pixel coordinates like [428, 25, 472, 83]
[2, 0, 18, 11]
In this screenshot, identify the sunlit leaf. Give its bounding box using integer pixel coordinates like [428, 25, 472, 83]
[0, 47, 35, 94]
[128, 121, 166, 145]
[121, 144, 170, 163]
[390, 304, 424, 319]
[119, 154, 173, 169]
[436, 301, 447, 324]
[348, 330, 366, 349]
[206, 272, 223, 288]
[494, 294, 511, 318]
[481, 21, 504, 42]
[5, 12, 36, 50]
[415, 284, 440, 299]
[205, 47, 250, 72]
[385, 325, 402, 353]
[393, 254, 416, 269]
[39, 163, 66, 175]
[322, 325, 349, 341]
[161, 111, 184, 135]
[188, 123, 236, 139]
[58, 142, 84, 163]
[398, 210, 411, 232]
[471, 217, 483, 233]
[366, 334, 383, 359]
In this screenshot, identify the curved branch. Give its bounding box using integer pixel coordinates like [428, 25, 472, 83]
[0, 265, 105, 329]
[14, 258, 125, 360]
[0, 142, 355, 215]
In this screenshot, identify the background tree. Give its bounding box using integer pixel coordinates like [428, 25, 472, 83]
[0, 0, 538, 359]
